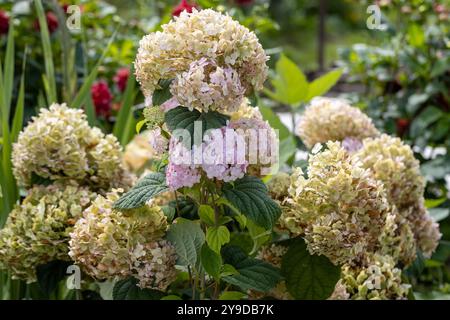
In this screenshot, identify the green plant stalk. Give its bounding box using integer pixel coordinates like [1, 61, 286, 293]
[35, 0, 58, 104]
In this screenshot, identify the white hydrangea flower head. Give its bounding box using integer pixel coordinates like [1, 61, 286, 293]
[170, 58, 245, 113]
[267, 172, 291, 201]
[0, 182, 97, 282]
[12, 103, 129, 190]
[135, 9, 268, 106]
[355, 134, 425, 209]
[69, 190, 177, 289]
[331, 254, 411, 300]
[285, 142, 393, 266]
[296, 97, 380, 149]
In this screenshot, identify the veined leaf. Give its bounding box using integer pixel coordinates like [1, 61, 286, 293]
[223, 176, 281, 230]
[113, 172, 168, 209]
[206, 226, 230, 253]
[200, 244, 222, 280]
[222, 246, 282, 292]
[166, 219, 205, 267]
[165, 106, 229, 145]
[152, 79, 172, 106]
[281, 238, 340, 300]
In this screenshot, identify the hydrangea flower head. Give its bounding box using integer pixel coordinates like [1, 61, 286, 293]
[12, 103, 128, 190]
[296, 97, 380, 149]
[135, 9, 268, 109]
[69, 190, 177, 289]
[0, 182, 97, 282]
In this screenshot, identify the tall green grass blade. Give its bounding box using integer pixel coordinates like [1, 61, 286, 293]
[11, 49, 28, 143]
[3, 20, 15, 117]
[113, 69, 136, 145]
[85, 96, 97, 127]
[52, 0, 76, 102]
[71, 29, 118, 109]
[35, 0, 57, 104]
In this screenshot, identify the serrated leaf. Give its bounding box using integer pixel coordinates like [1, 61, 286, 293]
[166, 219, 205, 266]
[198, 205, 215, 226]
[222, 246, 282, 292]
[305, 68, 342, 101]
[114, 172, 168, 209]
[206, 226, 230, 253]
[223, 176, 281, 229]
[152, 79, 172, 106]
[201, 244, 222, 280]
[164, 106, 229, 145]
[281, 238, 340, 300]
[113, 277, 164, 300]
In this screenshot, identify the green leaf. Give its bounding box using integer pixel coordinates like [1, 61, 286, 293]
[265, 54, 308, 105]
[219, 291, 246, 300]
[220, 264, 239, 278]
[281, 238, 340, 300]
[305, 68, 343, 101]
[425, 198, 447, 209]
[113, 172, 168, 209]
[407, 24, 425, 48]
[166, 219, 205, 266]
[161, 205, 176, 222]
[3, 18, 14, 114]
[152, 79, 173, 106]
[11, 52, 26, 143]
[135, 119, 147, 134]
[113, 277, 164, 300]
[279, 135, 296, 167]
[429, 208, 449, 222]
[36, 260, 72, 296]
[113, 70, 137, 146]
[222, 246, 282, 292]
[200, 244, 222, 280]
[35, 0, 57, 103]
[84, 96, 97, 127]
[198, 205, 215, 226]
[164, 106, 229, 145]
[206, 226, 230, 253]
[223, 176, 281, 229]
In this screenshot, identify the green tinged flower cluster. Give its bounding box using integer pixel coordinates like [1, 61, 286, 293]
[331, 254, 410, 300]
[0, 182, 97, 282]
[68, 190, 177, 290]
[286, 142, 392, 266]
[12, 103, 129, 190]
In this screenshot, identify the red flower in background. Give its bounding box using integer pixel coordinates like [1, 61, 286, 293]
[235, 0, 254, 6]
[91, 81, 113, 117]
[113, 68, 130, 93]
[396, 118, 410, 137]
[0, 10, 9, 35]
[172, 0, 198, 17]
[34, 12, 59, 33]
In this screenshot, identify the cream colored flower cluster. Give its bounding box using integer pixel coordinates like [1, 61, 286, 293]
[281, 135, 441, 299]
[12, 103, 130, 190]
[68, 190, 177, 290]
[0, 182, 97, 282]
[285, 142, 392, 266]
[331, 254, 411, 300]
[296, 97, 380, 149]
[170, 58, 245, 113]
[135, 9, 268, 112]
